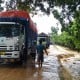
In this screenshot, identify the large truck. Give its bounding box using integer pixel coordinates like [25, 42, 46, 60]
[38, 33, 50, 48]
[0, 10, 37, 63]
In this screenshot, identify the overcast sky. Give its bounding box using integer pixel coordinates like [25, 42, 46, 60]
[2, 0, 61, 34]
[31, 12, 61, 34]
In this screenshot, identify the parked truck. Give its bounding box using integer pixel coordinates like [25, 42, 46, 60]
[38, 33, 50, 49]
[0, 10, 37, 63]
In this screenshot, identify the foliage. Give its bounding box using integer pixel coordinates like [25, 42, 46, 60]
[1, 0, 80, 23]
[51, 26, 59, 35]
[51, 14, 80, 51]
[0, 0, 80, 31]
[0, 0, 3, 11]
[0, 0, 80, 51]
[5, 0, 17, 10]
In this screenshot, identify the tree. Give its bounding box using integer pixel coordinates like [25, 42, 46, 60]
[1, 0, 80, 32]
[0, 0, 3, 11]
[3, 0, 80, 15]
[5, 0, 17, 11]
[51, 26, 59, 35]
[5, 0, 34, 12]
[3, 0, 79, 31]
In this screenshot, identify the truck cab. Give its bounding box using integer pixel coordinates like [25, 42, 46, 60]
[0, 10, 37, 64]
[0, 22, 24, 62]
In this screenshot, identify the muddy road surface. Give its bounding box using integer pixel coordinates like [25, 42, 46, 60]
[0, 45, 77, 80]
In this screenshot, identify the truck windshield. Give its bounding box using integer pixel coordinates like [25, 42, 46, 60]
[0, 23, 20, 37]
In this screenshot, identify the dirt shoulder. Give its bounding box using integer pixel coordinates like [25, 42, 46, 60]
[56, 45, 80, 80]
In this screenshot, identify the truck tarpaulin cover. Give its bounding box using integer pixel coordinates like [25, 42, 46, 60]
[0, 10, 37, 32]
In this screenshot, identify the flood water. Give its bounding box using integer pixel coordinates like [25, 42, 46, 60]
[0, 45, 78, 80]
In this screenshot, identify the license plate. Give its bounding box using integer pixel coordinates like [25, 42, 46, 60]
[0, 52, 5, 55]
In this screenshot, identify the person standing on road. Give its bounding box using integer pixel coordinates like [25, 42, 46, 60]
[30, 41, 37, 64]
[37, 40, 48, 68]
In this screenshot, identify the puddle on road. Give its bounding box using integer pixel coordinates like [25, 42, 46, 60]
[0, 45, 75, 80]
[39, 56, 60, 80]
[24, 54, 60, 80]
[0, 56, 60, 80]
[58, 65, 73, 80]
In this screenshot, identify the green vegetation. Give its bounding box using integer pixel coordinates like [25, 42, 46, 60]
[0, 0, 80, 51]
[51, 12, 80, 52]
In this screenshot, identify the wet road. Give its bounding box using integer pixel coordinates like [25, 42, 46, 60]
[0, 45, 68, 80]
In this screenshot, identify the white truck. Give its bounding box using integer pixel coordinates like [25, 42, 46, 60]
[0, 10, 37, 63]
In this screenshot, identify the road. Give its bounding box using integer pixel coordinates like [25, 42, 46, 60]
[0, 45, 78, 80]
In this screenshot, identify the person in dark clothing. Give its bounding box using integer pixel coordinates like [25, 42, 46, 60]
[37, 40, 48, 68]
[30, 41, 37, 64]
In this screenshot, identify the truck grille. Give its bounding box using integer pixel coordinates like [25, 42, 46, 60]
[0, 46, 7, 50]
[0, 46, 13, 51]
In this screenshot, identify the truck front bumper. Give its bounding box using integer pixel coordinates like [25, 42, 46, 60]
[0, 51, 20, 59]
